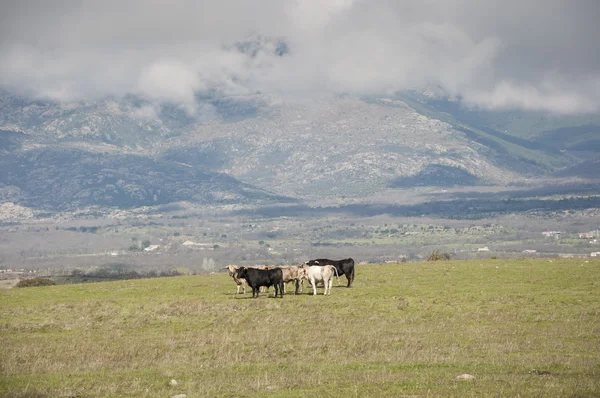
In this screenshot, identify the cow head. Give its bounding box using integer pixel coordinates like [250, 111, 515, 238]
[224, 264, 239, 276]
[236, 267, 248, 279]
[297, 265, 308, 280]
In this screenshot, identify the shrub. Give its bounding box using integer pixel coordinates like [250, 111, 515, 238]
[16, 278, 55, 288]
[427, 250, 452, 261]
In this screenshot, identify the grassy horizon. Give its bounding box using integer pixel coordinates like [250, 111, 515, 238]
[1, 258, 600, 397]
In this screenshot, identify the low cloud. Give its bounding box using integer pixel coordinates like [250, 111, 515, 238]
[1, 0, 598, 114]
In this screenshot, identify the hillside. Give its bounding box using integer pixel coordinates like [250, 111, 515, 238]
[0, 146, 288, 210]
[398, 91, 600, 171]
[1, 259, 599, 397]
[0, 91, 597, 210]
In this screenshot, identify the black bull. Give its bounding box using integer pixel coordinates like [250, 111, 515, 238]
[236, 267, 284, 298]
[305, 258, 355, 287]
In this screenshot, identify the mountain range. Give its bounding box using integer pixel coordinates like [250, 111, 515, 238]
[1, 90, 598, 211]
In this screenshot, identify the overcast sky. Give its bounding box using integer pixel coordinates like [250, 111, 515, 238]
[1, 0, 599, 114]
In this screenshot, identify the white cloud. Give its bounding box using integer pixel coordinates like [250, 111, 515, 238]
[0, 0, 598, 114]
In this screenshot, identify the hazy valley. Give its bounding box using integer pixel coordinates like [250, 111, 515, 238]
[1, 91, 599, 278]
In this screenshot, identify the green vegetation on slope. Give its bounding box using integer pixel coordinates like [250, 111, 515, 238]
[394, 94, 576, 174]
[1, 259, 600, 397]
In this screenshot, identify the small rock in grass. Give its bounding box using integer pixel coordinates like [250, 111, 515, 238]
[456, 374, 475, 381]
[169, 379, 178, 386]
[529, 369, 551, 376]
[171, 395, 187, 398]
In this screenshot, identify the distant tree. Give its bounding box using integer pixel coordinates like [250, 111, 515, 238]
[16, 278, 55, 288]
[142, 240, 151, 249]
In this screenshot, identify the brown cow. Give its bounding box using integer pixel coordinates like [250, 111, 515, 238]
[279, 265, 304, 294]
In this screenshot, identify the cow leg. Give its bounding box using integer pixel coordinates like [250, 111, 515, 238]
[294, 279, 299, 295]
[327, 278, 333, 295]
[346, 271, 353, 288]
[311, 279, 317, 296]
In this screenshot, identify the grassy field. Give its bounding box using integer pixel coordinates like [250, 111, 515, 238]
[1, 258, 600, 397]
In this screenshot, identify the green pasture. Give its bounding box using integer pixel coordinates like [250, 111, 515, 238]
[1, 258, 599, 397]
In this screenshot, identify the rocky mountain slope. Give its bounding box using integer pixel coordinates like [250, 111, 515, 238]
[0, 91, 596, 210]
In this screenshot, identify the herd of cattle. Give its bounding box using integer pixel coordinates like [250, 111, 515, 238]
[225, 258, 355, 297]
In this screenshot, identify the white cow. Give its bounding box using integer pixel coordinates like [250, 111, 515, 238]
[300, 265, 338, 296]
[224, 264, 246, 294]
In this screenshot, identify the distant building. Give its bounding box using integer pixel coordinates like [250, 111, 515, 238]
[144, 245, 160, 252]
[182, 241, 213, 249]
[477, 247, 490, 252]
[591, 252, 600, 257]
[579, 232, 595, 239]
[522, 249, 537, 254]
[542, 231, 562, 239]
